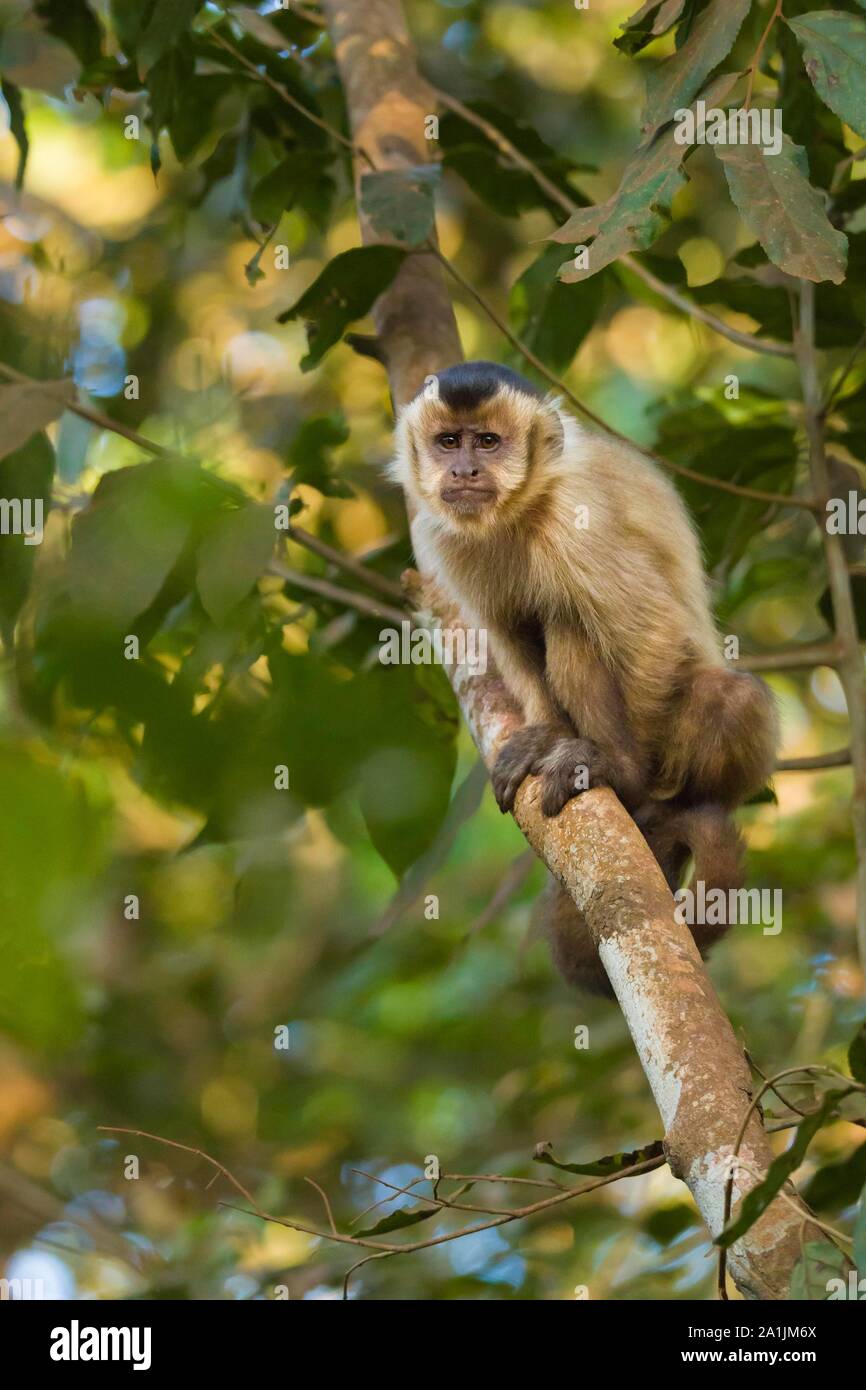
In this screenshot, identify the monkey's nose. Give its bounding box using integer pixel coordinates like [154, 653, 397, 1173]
[451, 466, 479, 478]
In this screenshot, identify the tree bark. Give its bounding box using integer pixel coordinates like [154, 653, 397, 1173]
[322, 0, 461, 407]
[323, 0, 826, 1300]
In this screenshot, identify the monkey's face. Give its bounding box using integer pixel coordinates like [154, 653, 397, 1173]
[431, 421, 503, 515]
[398, 387, 554, 534]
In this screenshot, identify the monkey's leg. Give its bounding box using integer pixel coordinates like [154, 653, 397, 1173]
[659, 667, 778, 806]
[536, 875, 613, 997]
[537, 623, 647, 816]
[487, 623, 573, 813]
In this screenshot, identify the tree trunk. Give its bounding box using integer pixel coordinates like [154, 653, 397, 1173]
[322, 0, 826, 1299]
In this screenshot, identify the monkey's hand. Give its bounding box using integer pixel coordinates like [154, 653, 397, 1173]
[492, 725, 607, 815]
[536, 736, 612, 817]
[492, 723, 565, 813]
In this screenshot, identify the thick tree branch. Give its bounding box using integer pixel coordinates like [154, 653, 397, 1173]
[321, 2, 461, 405]
[325, 0, 827, 1299]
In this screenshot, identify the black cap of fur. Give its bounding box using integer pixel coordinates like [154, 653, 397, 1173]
[426, 361, 542, 412]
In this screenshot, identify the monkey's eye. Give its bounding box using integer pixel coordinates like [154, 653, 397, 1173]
[475, 432, 500, 450]
[436, 433, 460, 450]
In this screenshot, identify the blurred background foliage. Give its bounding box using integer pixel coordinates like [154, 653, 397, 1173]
[0, 0, 863, 1301]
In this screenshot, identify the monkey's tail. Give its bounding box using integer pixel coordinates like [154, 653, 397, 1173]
[635, 800, 745, 957]
[534, 876, 614, 998]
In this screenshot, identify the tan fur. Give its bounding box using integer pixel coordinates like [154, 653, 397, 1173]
[391, 379, 780, 993]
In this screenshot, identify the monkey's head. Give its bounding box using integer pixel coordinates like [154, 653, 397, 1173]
[391, 361, 565, 534]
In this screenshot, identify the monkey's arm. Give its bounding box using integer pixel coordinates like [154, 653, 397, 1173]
[486, 622, 561, 726]
[486, 622, 574, 813]
[492, 618, 648, 816]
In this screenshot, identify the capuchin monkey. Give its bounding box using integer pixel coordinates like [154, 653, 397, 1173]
[388, 361, 779, 995]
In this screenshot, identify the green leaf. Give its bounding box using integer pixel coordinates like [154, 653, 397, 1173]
[787, 11, 866, 142]
[643, 1201, 697, 1245]
[0, 743, 107, 1049]
[359, 663, 458, 878]
[715, 135, 847, 284]
[66, 459, 220, 631]
[804, 1139, 866, 1210]
[359, 166, 441, 248]
[552, 72, 739, 281]
[509, 247, 605, 375]
[354, 1204, 438, 1239]
[169, 74, 237, 162]
[0, 79, 28, 188]
[196, 504, 275, 625]
[372, 758, 487, 935]
[35, 0, 103, 66]
[276, 246, 407, 371]
[0, 378, 75, 460]
[287, 411, 353, 498]
[790, 1241, 851, 1299]
[110, 0, 156, 56]
[641, 0, 751, 134]
[614, 0, 688, 56]
[849, 1019, 866, 1083]
[146, 39, 194, 165]
[138, 0, 204, 74]
[717, 1087, 857, 1248]
[251, 149, 335, 226]
[534, 1139, 664, 1177]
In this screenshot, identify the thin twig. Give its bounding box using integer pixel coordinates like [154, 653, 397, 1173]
[822, 327, 866, 418]
[463, 849, 536, 942]
[744, 0, 784, 113]
[304, 1175, 338, 1236]
[776, 748, 851, 772]
[288, 525, 405, 602]
[269, 560, 407, 625]
[97, 1125, 267, 1218]
[739, 642, 842, 672]
[101, 1123, 664, 1276]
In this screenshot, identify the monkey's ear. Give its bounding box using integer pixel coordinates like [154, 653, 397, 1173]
[539, 401, 565, 459]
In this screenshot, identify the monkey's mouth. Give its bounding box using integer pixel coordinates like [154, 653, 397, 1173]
[441, 487, 497, 510]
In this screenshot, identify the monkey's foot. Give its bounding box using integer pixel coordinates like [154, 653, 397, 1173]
[538, 737, 610, 817]
[491, 723, 565, 813]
